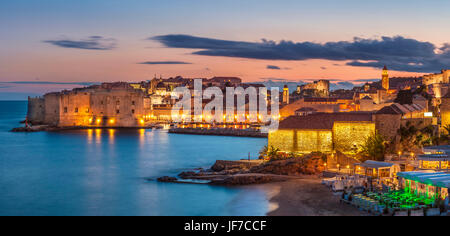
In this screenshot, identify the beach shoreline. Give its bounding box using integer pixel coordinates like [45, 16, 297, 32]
[266, 176, 367, 216]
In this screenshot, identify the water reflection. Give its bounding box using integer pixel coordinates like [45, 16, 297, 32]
[108, 129, 115, 145]
[139, 129, 146, 147]
[95, 129, 102, 145]
[87, 129, 93, 144]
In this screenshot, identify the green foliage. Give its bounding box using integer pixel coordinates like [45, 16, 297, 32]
[444, 125, 450, 135]
[258, 145, 269, 159]
[397, 122, 438, 150]
[260, 146, 299, 162]
[360, 132, 386, 161]
[438, 125, 450, 145]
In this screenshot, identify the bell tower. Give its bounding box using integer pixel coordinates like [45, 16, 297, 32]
[283, 85, 290, 104]
[382, 66, 389, 90]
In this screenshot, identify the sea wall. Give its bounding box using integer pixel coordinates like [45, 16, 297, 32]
[169, 128, 268, 138]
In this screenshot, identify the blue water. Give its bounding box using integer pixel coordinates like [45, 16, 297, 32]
[0, 101, 269, 216]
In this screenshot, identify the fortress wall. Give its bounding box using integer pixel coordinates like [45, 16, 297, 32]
[333, 122, 376, 154]
[90, 89, 148, 127]
[43, 93, 61, 126]
[374, 114, 402, 140]
[59, 92, 92, 127]
[27, 97, 45, 124]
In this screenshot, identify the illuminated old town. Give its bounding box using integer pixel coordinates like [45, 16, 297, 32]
[1, 1, 450, 223]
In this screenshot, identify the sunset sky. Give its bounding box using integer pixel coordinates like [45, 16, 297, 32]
[1, 0, 450, 99]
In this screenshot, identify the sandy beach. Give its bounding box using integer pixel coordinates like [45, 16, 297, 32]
[267, 176, 367, 216]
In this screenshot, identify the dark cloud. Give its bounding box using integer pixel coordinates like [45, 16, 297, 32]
[267, 65, 281, 70]
[321, 67, 327, 70]
[266, 65, 290, 70]
[151, 34, 450, 73]
[138, 61, 192, 65]
[44, 36, 116, 50]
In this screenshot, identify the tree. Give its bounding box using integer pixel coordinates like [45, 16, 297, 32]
[360, 132, 386, 161]
[267, 146, 281, 161]
[259, 145, 269, 159]
[396, 122, 439, 152]
[444, 125, 450, 135]
[258, 145, 283, 161]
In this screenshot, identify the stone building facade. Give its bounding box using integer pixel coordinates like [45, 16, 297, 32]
[270, 102, 434, 154]
[298, 80, 330, 97]
[268, 112, 375, 154]
[423, 70, 450, 102]
[27, 83, 151, 127]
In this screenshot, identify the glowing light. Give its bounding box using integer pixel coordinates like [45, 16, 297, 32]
[96, 119, 101, 124]
[109, 119, 115, 124]
[140, 119, 145, 125]
[424, 112, 433, 117]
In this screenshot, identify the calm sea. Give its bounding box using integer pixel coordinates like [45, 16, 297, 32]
[0, 101, 270, 216]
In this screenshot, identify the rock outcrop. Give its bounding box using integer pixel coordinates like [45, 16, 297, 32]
[159, 154, 325, 186]
[210, 175, 276, 186]
[251, 155, 325, 176]
[157, 176, 178, 183]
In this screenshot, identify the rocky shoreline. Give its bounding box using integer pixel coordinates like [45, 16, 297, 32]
[156, 154, 326, 186]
